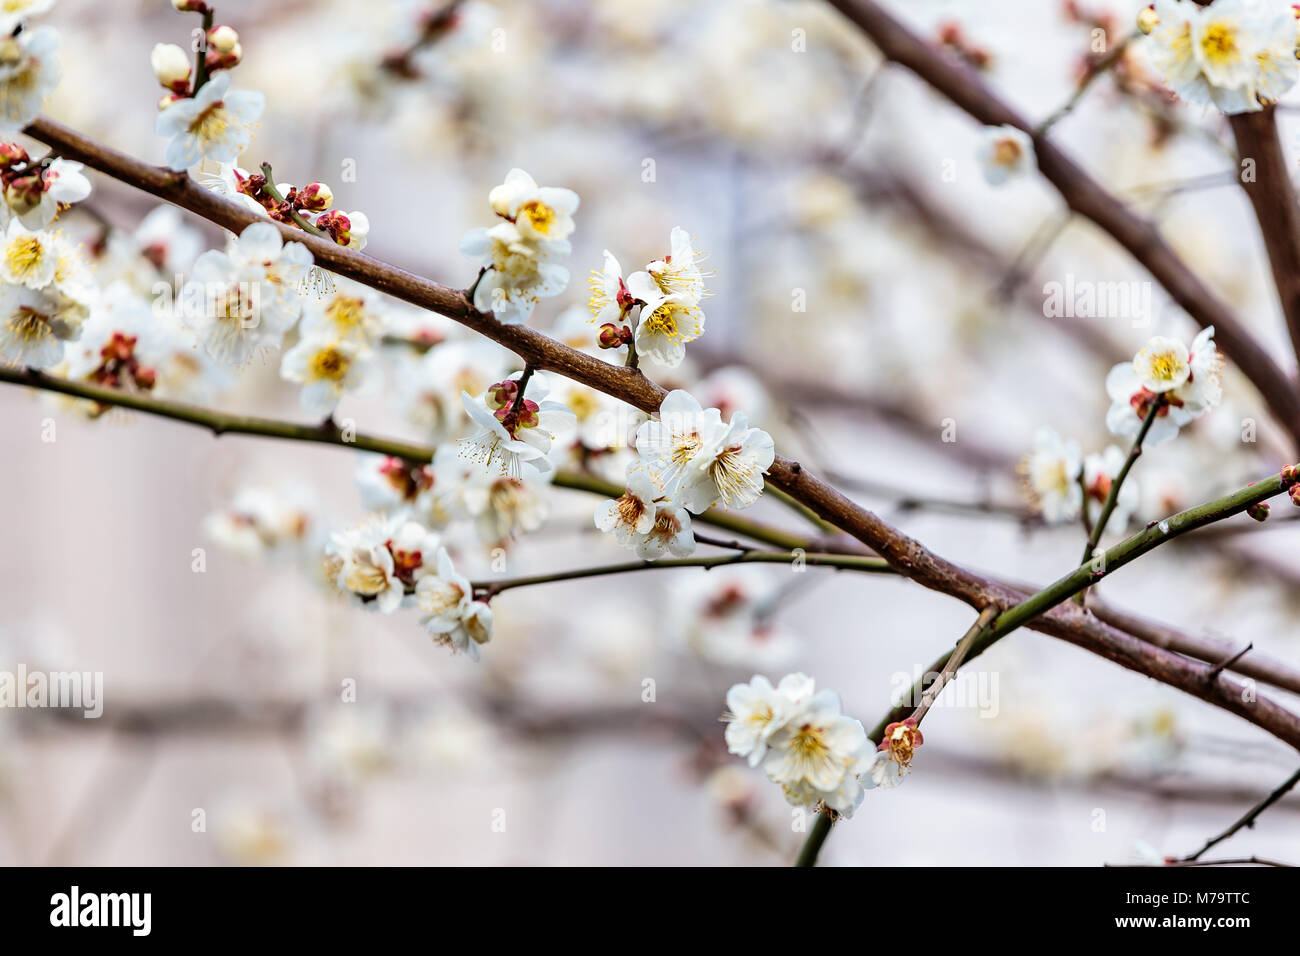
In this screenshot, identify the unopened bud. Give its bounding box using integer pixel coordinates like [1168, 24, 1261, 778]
[3, 173, 43, 215]
[151, 43, 192, 92]
[172, 0, 209, 12]
[1137, 5, 1159, 35]
[598, 323, 630, 349]
[205, 41, 243, 71]
[0, 142, 29, 169]
[1282, 464, 1298, 484]
[208, 24, 240, 54]
[1247, 502, 1270, 522]
[1291, 485, 1300, 507]
[298, 181, 333, 212]
[485, 379, 519, 410]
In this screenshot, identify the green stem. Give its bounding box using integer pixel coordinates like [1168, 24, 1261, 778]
[260, 164, 331, 239]
[192, 9, 215, 94]
[1079, 397, 1162, 568]
[794, 813, 833, 868]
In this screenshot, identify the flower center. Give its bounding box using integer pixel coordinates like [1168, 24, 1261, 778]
[1200, 22, 1238, 65]
[5, 234, 44, 277]
[189, 101, 231, 148]
[710, 445, 763, 507]
[309, 346, 350, 382]
[517, 200, 556, 235]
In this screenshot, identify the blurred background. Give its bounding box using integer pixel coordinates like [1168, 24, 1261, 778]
[1, 0, 1299, 865]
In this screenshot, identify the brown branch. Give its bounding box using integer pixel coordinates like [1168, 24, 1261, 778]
[821, 0, 1300, 446]
[1180, 764, 1300, 862]
[1229, 108, 1300, 372]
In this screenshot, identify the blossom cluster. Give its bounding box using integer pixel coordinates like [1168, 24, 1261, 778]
[0, 145, 89, 230]
[595, 390, 775, 560]
[1024, 328, 1224, 526]
[461, 168, 578, 324]
[724, 673, 885, 817]
[589, 226, 709, 368]
[323, 513, 493, 659]
[1144, 0, 1299, 114]
[0, 219, 93, 368]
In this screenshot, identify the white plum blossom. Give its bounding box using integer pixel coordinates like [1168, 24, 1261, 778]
[355, 453, 437, 518]
[203, 483, 315, 561]
[156, 72, 265, 171]
[461, 220, 569, 324]
[415, 548, 493, 660]
[0, 26, 60, 133]
[587, 249, 631, 326]
[643, 226, 707, 301]
[280, 333, 380, 417]
[1146, 0, 1298, 114]
[625, 270, 705, 367]
[324, 515, 440, 613]
[3, 158, 91, 230]
[1022, 426, 1082, 524]
[458, 371, 576, 479]
[0, 281, 85, 367]
[594, 463, 695, 559]
[726, 672, 874, 817]
[978, 124, 1035, 185]
[635, 389, 774, 513]
[488, 167, 579, 242]
[1105, 327, 1224, 446]
[180, 222, 312, 365]
[300, 285, 385, 345]
[461, 168, 577, 324]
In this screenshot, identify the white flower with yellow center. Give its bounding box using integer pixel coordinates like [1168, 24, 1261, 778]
[762, 684, 872, 815]
[587, 250, 630, 326]
[1105, 327, 1224, 445]
[723, 674, 790, 768]
[625, 270, 705, 368]
[977, 124, 1035, 186]
[324, 515, 439, 614]
[1193, 0, 1259, 92]
[1134, 335, 1191, 392]
[644, 226, 708, 301]
[460, 220, 570, 325]
[0, 220, 56, 288]
[180, 222, 312, 366]
[301, 285, 385, 345]
[415, 548, 493, 660]
[280, 333, 379, 418]
[0, 282, 86, 367]
[0, 25, 60, 133]
[156, 72, 265, 171]
[1021, 426, 1082, 524]
[488, 167, 579, 242]
[595, 463, 695, 560]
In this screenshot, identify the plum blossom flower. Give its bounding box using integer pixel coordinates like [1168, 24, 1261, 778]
[458, 372, 575, 479]
[642, 226, 707, 301]
[587, 250, 633, 326]
[156, 72, 265, 171]
[635, 389, 774, 513]
[594, 463, 695, 560]
[0, 281, 85, 367]
[324, 515, 440, 613]
[180, 222, 312, 365]
[488, 167, 579, 242]
[725, 673, 873, 817]
[415, 548, 493, 660]
[0, 26, 60, 133]
[977, 124, 1035, 185]
[460, 220, 569, 324]
[625, 270, 705, 367]
[0, 0, 55, 37]
[1105, 327, 1223, 445]
[2, 158, 91, 230]
[1022, 426, 1082, 524]
[279, 333, 380, 417]
[461, 169, 576, 324]
[1146, 0, 1298, 114]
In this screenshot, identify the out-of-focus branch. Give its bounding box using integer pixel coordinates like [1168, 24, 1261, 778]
[1179, 764, 1300, 863]
[821, 0, 1300, 447]
[1228, 108, 1300, 373]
